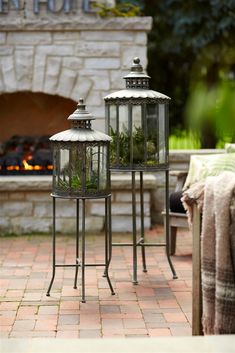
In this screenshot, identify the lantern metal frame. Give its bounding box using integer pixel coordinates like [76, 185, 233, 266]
[46, 99, 115, 302]
[104, 58, 177, 284]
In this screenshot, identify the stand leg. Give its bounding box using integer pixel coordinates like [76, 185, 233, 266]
[104, 196, 115, 295]
[132, 171, 138, 285]
[81, 199, 86, 303]
[140, 171, 147, 272]
[169, 226, 177, 256]
[47, 197, 56, 296]
[165, 170, 178, 279]
[74, 199, 80, 289]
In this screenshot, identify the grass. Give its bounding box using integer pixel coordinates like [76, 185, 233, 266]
[169, 130, 232, 150]
[169, 131, 201, 150]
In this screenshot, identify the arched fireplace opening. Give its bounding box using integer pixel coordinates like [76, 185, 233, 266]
[0, 92, 76, 175]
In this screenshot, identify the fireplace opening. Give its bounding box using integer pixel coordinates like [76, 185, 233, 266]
[0, 91, 76, 175]
[0, 135, 53, 175]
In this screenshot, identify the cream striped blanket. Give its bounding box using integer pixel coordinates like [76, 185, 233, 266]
[182, 171, 235, 334]
[201, 172, 235, 334]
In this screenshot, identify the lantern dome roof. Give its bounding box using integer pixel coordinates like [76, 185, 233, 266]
[104, 88, 170, 101]
[50, 128, 111, 142]
[104, 57, 170, 102]
[67, 98, 94, 122]
[50, 99, 111, 143]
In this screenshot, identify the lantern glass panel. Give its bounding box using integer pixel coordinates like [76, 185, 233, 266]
[109, 105, 117, 132]
[119, 105, 128, 133]
[52, 143, 109, 197]
[158, 103, 167, 164]
[146, 103, 158, 166]
[132, 104, 144, 164]
[109, 102, 168, 169]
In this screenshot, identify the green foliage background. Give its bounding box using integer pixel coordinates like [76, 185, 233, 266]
[97, 0, 235, 148]
[143, 0, 235, 147]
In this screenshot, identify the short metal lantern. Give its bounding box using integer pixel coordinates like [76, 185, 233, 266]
[46, 99, 115, 302]
[104, 58, 177, 283]
[50, 98, 111, 198]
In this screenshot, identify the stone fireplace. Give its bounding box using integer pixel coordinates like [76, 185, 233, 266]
[0, 1, 156, 234]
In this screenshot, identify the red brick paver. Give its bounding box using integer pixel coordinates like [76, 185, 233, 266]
[0, 227, 192, 338]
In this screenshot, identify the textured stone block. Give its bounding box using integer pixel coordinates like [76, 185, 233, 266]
[110, 68, 129, 90]
[80, 69, 110, 90]
[53, 32, 80, 43]
[0, 217, 12, 234]
[84, 58, 120, 70]
[34, 202, 52, 218]
[7, 32, 52, 45]
[115, 191, 150, 203]
[86, 90, 101, 106]
[0, 47, 13, 56]
[25, 192, 50, 202]
[90, 202, 150, 217]
[0, 33, 6, 44]
[0, 70, 5, 92]
[134, 32, 147, 45]
[112, 215, 151, 232]
[44, 56, 61, 93]
[36, 45, 74, 57]
[121, 46, 147, 69]
[56, 67, 76, 98]
[80, 31, 135, 42]
[9, 192, 25, 201]
[11, 217, 51, 234]
[0, 192, 9, 201]
[0, 201, 33, 217]
[75, 42, 120, 57]
[87, 108, 105, 123]
[71, 76, 93, 102]
[55, 218, 76, 234]
[63, 57, 83, 70]
[1, 55, 16, 91]
[15, 47, 34, 90]
[56, 216, 103, 233]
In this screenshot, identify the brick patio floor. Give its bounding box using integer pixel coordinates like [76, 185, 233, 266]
[0, 226, 192, 338]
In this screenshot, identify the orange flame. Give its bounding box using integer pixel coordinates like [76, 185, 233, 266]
[5, 154, 53, 172]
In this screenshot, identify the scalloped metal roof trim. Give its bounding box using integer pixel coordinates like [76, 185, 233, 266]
[50, 128, 112, 142]
[104, 89, 171, 101]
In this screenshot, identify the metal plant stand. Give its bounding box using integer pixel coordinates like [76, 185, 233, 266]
[112, 170, 177, 284]
[46, 195, 114, 303]
[46, 98, 115, 302]
[104, 57, 177, 284]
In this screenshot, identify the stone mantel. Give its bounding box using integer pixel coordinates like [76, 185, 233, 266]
[0, 16, 152, 32]
[0, 173, 157, 192]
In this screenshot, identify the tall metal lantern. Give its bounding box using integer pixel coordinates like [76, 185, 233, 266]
[104, 58, 177, 283]
[46, 98, 115, 302]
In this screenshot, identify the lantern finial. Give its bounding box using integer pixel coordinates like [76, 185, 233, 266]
[67, 97, 94, 127]
[131, 57, 143, 73]
[124, 57, 150, 89]
[77, 98, 85, 109]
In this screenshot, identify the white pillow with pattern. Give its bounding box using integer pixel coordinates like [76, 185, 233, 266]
[183, 153, 235, 189]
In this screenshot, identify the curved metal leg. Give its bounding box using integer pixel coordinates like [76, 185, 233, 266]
[47, 197, 56, 296]
[74, 199, 80, 289]
[103, 196, 108, 279]
[140, 171, 147, 272]
[81, 199, 86, 303]
[165, 170, 178, 279]
[132, 171, 138, 285]
[104, 196, 115, 295]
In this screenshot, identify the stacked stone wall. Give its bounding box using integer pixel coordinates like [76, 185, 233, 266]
[0, 174, 154, 235]
[0, 17, 152, 133]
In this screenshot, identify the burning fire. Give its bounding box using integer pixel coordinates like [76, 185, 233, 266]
[4, 154, 53, 172]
